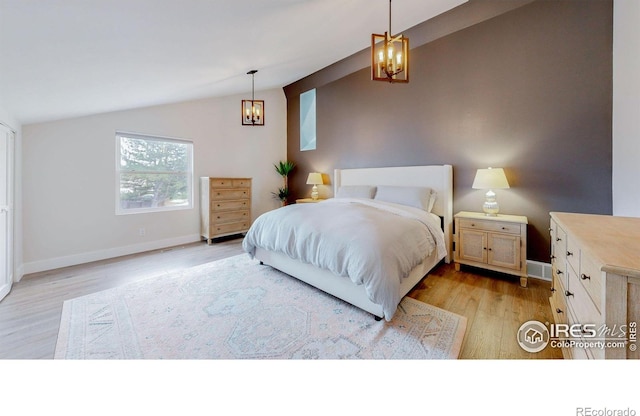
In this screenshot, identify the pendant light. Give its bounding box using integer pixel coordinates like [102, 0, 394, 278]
[242, 70, 264, 126]
[371, 0, 409, 83]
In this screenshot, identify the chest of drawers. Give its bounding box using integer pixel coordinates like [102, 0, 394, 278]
[549, 212, 640, 359]
[200, 177, 251, 244]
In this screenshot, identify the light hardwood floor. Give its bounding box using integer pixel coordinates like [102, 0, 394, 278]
[0, 238, 562, 359]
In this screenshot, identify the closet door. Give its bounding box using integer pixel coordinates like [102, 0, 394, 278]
[0, 125, 14, 302]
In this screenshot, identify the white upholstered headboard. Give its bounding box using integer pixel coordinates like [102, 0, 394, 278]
[334, 165, 454, 263]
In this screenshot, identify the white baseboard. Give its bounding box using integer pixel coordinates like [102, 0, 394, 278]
[527, 260, 552, 281]
[22, 234, 202, 276]
[14, 264, 24, 283]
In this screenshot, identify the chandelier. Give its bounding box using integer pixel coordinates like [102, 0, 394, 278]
[371, 0, 409, 83]
[242, 70, 264, 126]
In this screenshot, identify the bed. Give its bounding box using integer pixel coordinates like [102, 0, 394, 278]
[242, 164, 453, 321]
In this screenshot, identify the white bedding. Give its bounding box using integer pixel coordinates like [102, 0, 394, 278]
[242, 198, 446, 320]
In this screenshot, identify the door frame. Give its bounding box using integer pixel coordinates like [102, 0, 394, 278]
[0, 123, 15, 302]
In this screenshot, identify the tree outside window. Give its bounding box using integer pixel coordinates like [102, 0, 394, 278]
[116, 132, 193, 214]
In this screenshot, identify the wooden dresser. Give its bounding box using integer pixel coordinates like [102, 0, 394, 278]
[200, 177, 251, 244]
[549, 212, 640, 359]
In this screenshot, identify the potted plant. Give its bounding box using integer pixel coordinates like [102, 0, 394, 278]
[273, 160, 295, 205]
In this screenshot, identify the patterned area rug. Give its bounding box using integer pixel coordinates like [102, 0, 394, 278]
[55, 254, 466, 359]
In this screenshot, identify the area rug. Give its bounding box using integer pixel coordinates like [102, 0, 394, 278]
[54, 254, 466, 359]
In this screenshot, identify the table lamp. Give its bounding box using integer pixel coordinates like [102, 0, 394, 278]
[306, 172, 323, 200]
[472, 167, 510, 216]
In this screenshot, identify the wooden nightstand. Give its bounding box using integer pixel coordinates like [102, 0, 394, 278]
[296, 198, 326, 203]
[454, 211, 528, 287]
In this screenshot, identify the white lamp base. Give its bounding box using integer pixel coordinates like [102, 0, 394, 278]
[311, 185, 319, 200]
[482, 189, 499, 216]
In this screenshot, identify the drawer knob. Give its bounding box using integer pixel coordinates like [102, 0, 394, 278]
[565, 290, 574, 297]
[556, 308, 563, 314]
[557, 270, 563, 275]
[581, 273, 591, 281]
[550, 287, 556, 293]
[556, 237, 562, 242]
[501, 226, 507, 230]
[567, 251, 573, 256]
[550, 255, 556, 260]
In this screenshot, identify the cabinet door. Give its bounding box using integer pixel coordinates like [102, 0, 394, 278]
[458, 229, 487, 264]
[488, 233, 520, 270]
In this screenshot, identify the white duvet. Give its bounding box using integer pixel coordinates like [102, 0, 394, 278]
[242, 198, 447, 320]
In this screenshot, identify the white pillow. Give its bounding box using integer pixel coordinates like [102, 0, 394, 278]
[427, 191, 437, 213]
[335, 185, 377, 199]
[374, 185, 434, 211]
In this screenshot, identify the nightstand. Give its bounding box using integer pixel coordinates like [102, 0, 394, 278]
[296, 198, 326, 203]
[454, 211, 528, 287]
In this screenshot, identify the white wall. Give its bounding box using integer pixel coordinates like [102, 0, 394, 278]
[22, 89, 286, 273]
[613, 0, 640, 217]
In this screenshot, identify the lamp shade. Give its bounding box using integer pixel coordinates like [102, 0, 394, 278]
[472, 168, 510, 190]
[306, 172, 323, 185]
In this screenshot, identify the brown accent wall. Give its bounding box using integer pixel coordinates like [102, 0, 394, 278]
[284, 0, 612, 262]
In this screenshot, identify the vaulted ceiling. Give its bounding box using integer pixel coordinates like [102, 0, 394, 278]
[0, 0, 466, 124]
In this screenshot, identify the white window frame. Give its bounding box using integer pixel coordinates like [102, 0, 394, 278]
[115, 131, 194, 215]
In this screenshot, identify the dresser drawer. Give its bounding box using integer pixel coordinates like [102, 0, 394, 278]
[211, 189, 251, 200]
[565, 265, 603, 328]
[213, 221, 250, 235]
[211, 210, 250, 224]
[552, 223, 567, 261]
[555, 224, 566, 245]
[560, 303, 590, 359]
[209, 178, 234, 188]
[551, 274, 569, 326]
[232, 179, 251, 188]
[212, 199, 250, 212]
[578, 252, 604, 313]
[565, 237, 580, 279]
[550, 275, 572, 359]
[552, 262, 568, 291]
[458, 218, 521, 234]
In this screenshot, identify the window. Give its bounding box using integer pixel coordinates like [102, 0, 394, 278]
[300, 89, 316, 151]
[116, 132, 193, 215]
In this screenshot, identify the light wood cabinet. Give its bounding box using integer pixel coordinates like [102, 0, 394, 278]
[549, 212, 640, 359]
[200, 177, 251, 244]
[454, 211, 528, 287]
